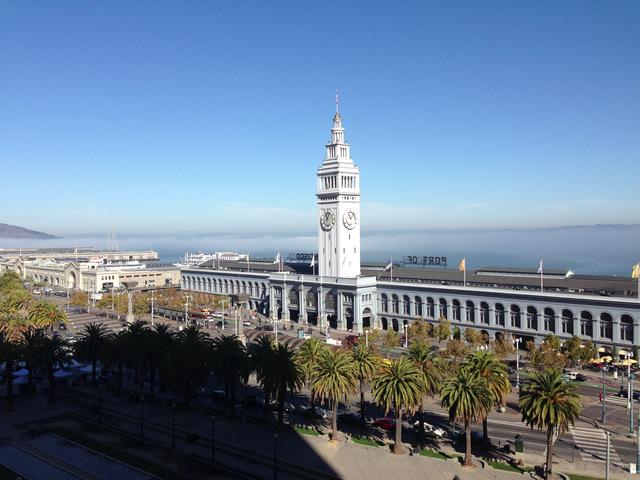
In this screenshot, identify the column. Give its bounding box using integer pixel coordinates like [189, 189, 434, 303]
[298, 286, 307, 324]
[613, 319, 621, 343]
[269, 285, 275, 319]
[337, 291, 346, 330]
[553, 315, 561, 336]
[634, 322, 640, 347]
[593, 318, 600, 342]
[409, 299, 415, 318]
[573, 317, 580, 337]
[318, 286, 324, 328]
[281, 286, 289, 322]
[488, 307, 496, 328]
[353, 293, 363, 334]
[473, 307, 480, 326]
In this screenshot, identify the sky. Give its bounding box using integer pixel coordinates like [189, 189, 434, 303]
[1, 1, 639, 237]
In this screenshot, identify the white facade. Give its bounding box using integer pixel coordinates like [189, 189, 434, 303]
[317, 110, 361, 278]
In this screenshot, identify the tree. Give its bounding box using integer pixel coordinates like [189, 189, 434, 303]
[249, 335, 276, 414]
[443, 338, 470, 370]
[151, 323, 175, 393]
[463, 328, 482, 348]
[407, 319, 431, 346]
[520, 369, 581, 479]
[404, 342, 442, 436]
[123, 320, 150, 387]
[371, 356, 427, 454]
[440, 367, 493, 467]
[70, 291, 88, 308]
[296, 337, 326, 410]
[0, 336, 21, 412]
[493, 334, 515, 359]
[0, 271, 23, 294]
[170, 326, 212, 404]
[20, 328, 45, 390]
[435, 317, 451, 342]
[463, 351, 511, 445]
[382, 330, 400, 356]
[350, 343, 378, 428]
[212, 334, 247, 419]
[39, 335, 70, 402]
[266, 343, 303, 426]
[28, 300, 66, 332]
[312, 348, 357, 441]
[527, 336, 566, 371]
[74, 322, 110, 383]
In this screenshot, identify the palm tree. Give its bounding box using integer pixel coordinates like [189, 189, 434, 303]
[371, 356, 427, 454]
[74, 322, 110, 383]
[212, 334, 247, 419]
[404, 342, 442, 435]
[296, 337, 325, 410]
[249, 334, 276, 414]
[0, 335, 21, 412]
[38, 335, 70, 402]
[171, 325, 212, 404]
[152, 323, 175, 393]
[350, 343, 378, 428]
[123, 320, 150, 389]
[440, 367, 493, 467]
[463, 350, 511, 445]
[520, 369, 581, 479]
[28, 300, 66, 332]
[102, 331, 130, 390]
[312, 348, 357, 441]
[20, 328, 45, 391]
[267, 343, 303, 426]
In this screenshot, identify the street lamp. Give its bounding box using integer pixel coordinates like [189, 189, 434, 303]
[150, 290, 155, 327]
[140, 394, 145, 438]
[273, 427, 278, 480]
[211, 416, 216, 463]
[513, 337, 522, 389]
[171, 401, 176, 448]
[364, 328, 369, 348]
[403, 323, 408, 348]
[602, 364, 607, 423]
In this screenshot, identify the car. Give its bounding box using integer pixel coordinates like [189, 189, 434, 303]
[303, 406, 328, 419]
[211, 389, 226, 401]
[58, 322, 67, 331]
[243, 321, 252, 327]
[575, 373, 588, 382]
[414, 421, 445, 438]
[374, 417, 395, 430]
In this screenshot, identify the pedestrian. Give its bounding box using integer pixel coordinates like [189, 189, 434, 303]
[599, 392, 603, 402]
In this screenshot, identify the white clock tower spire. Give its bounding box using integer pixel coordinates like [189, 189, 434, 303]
[317, 102, 361, 278]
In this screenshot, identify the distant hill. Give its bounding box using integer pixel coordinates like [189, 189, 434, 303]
[0, 223, 57, 239]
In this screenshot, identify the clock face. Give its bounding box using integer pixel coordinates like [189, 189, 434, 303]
[342, 210, 358, 230]
[320, 210, 335, 231]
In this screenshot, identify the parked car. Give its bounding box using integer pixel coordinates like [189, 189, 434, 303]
[338, 412, 361, 425]
[575, 373, 588, 382]
[414, 421, 445, 438]
[374, 417, 395, 430]
[243, 321, 252, 327]
[211, 389, 226, 401]
[303, 406, 328, 419]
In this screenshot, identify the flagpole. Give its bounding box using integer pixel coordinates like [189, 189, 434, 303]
[390, 256, 393, 282]
[540, 259, 544, 293]
[464, 263, 466, 287]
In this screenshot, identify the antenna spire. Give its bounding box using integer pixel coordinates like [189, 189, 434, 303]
[335, 90, 339, 113]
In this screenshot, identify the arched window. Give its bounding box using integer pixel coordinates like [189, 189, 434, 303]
[480, 302, 489, 324]
[526, 306, 538, 330]
[392, 294, 399, 314]
[543, 308, 555, 332]
[381, 317, 388, 330]
[495, 303, 505, 327]
[600, 312, 613, 340]
[439, 298, 448, 319]
[465, 301, 475, 323]
[452, 300, 461, 321]
[381, 293, 389, 313]
[414, 296, 423, 316]
[580, 311, 593, 337]
[562, 309, 574, 335]
[621, 314, 634, 342]
[392, 318, 399, 332]
[510, 305, 521, 329]
[426, 297, 435, 318]
[403, 295, 410, 315]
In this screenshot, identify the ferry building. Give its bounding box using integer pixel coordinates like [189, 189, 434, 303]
[181, 109, 640, 350]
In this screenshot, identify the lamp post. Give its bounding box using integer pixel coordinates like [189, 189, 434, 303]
[630, 373, 636, 437]
[150, 290, 155, 327]
[627, 351, 633, 412]
[140, 394, 145, 438]
[602, 364, 607, 423]
[211, 416, 216, 463]
[403, 323, 408, 348]
[513, 337, 522, 389]
[171, 401, 176, 448]
[364, 328, 369, 348]
[605, 431, 610, 480]
[273, 427, 278, 480]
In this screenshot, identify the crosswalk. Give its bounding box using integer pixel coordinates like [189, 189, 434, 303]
[605, 395, 631, 407]
[570, 425, 622, 465]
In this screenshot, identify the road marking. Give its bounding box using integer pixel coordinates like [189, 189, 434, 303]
[570, 426, 622, 464]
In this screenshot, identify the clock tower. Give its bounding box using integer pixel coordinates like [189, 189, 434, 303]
[317, 105, 361, 278]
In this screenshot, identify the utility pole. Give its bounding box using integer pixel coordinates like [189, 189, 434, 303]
[605, 431, 610, 480]
[513, 337, 522, 390]
[184, 294, 191, 325]
[630, 373, 636, 437]
[602, 365, 607, 423]
[150, 290, 155, 327]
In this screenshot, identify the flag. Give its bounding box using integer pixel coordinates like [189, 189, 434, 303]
[274, 252, 280, 264]
[537, 258, 543, 274]
[382, 259, 393, 272]
[632, 263, 640, 279]
[310, 256, 315, 268]
[459, 258, 466, 271]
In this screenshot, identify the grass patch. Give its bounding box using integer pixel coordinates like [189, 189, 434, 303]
[0, 464, 21, 480]
[567, 475, 604, 480]
[486, 460, 531, 474]
[50, 427, 191, 480]
[351, 436, 382, 447]
[419, 449, 449, 460]
[294, 425, 320, 436]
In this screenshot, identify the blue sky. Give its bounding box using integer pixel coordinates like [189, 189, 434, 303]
[1, 1, 639, 236]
